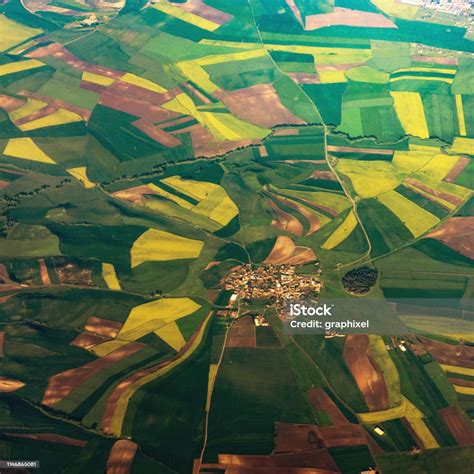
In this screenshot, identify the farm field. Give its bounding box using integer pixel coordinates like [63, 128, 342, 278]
[0, 0, 473, 472]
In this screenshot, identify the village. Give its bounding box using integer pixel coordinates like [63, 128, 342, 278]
[222, 263, 322, 309]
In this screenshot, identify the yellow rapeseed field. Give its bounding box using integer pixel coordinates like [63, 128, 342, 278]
[154, 321, 186, 352]
[19, 108, 83, 131]
[440, 364, 474, 377]
[120, 73, 167, 93]
[390, 91, 429, 138]
[0, 16, 41, 52]
[451, 137, 474, 155]
[453, 385, 474, 395]
[370, 0, 419, 19]
[9, 98, 47, 122]
[378, 190, 439, 237]
[161, 176, 239, 225]
[118, 297, 201, 342]
[321, 210, 357, 249]
[102, 263, 121, 290]
[82, 71, 116, 86]
[67, 167, 95, 188]
[455, 95, 467, 136]
[152, 2, 220, 31]
[130, 228, 203, 268]
[0, 59, 44, 77]
[3, 138, 55, 164]
[206, 364, 219, 411]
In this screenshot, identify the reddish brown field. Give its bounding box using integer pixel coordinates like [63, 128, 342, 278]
[273, 128, 300, 136]
[226, 316, 257, 348]
[178, 0, 233, 24]
[327, 146, 393, 155]
[0, 180, 9, 190]
[405, 178, 463, 206]
[15, 104, 56, 126]
[438, 407, 474, 446]
[285, 0, 304, 26]
[444, 156, 470, 183]
[133, 118, 181, 148]
[305, 7, 396, 30]
[0, 331, 4, 358]
[26, 42, 63, 58]
[52, 47, 123, 78]
[106, 439, 138, 474]
[42, 343, 144, 406]
[271, 194, 321, 236]
[310, 171, 337, 181]
[0, 377, 25, 392]
[182, 82, 212, 104]
[191, 125, 259, 158]
[216, 449, 340, 472]
[4, 432, 87, 447]
[307, 388, 348, 426]
[215, 84, 305, 128]
[411, 55, 458, 65]
[0, 94, 25, 111]
[98, 90, 178, 123]
[426, 217, 474, 259]
[38, 258, 51, 286]
[264, 236, 317, 265]
[274, 422, 372, 451]
[270, 199, 304, 237]
[71, 331, 110, 350]
[259, 145, 268, 157]
[113, 185, 159, 205]
[448, 377, 474, 388]
[418, 336, 474, 368]
[288, 73, 321, 84]
[317, 63, 365, 72]
[85, 316, 122, 338]
[208, 467, 338, 473]
[343, 335, 389, 411]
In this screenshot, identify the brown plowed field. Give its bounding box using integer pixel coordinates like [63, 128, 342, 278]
[307, 388, 348, 426]
[38, 258, 51, 286]
[216, 449, 340, 473]
[274, 422, 369, 451]
[226, 316, 257, 348]
[106, 439, 138, 474]
[305, 7, 396, 30]
[270, 199, 304, 237]
[426, 217, 474, 259]
[214, 84, 305, 128]
[411, 56, 458, 65]
[85, 316, 122, 338]
[4, 432, 87, 447]
[71, 331, 110, 350]
[444, 156, 470, 183]
[263, 236, 316, 265]
[343, 335, 389, 412]
[42, 343, 144, 406]
[438, 407, 474, 446]
[419, 336, 474, 368]
[405, 178, 463, 206]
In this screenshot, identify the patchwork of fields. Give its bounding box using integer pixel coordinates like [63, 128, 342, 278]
[0, 0, 473, 472]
